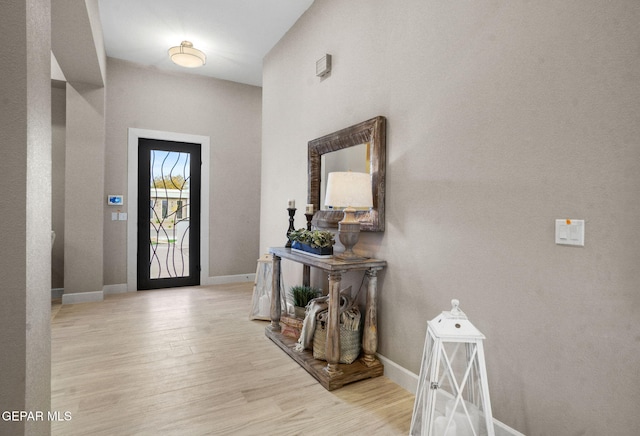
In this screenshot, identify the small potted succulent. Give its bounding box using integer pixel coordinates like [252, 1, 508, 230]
[289, 285, 322, 318]
[288, 228, 335, 256]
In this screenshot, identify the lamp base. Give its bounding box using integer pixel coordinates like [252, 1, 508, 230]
[337, 207, 368, 261]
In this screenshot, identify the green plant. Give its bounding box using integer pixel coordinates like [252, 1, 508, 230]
[288, 229, 335, 248]
[289, 285, 322, 308]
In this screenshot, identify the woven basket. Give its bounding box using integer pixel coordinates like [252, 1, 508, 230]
[312, 308, 362, 364]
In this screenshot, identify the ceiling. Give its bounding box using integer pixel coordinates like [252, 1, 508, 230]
[97, 0, 314, 87]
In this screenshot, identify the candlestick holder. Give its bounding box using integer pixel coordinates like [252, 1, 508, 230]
[302, 212, 315, 287]
[285, 207, 296, 248]
[304, 213, 314, 231]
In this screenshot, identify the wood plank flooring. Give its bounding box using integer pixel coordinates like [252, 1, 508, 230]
[51, 283, 414, 435]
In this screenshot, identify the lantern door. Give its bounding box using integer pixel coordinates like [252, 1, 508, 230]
[411, 328, 495, 436]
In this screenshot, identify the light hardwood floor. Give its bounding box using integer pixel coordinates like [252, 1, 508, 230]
[51, 283, 415, 435]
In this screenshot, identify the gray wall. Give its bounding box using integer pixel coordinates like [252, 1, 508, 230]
[64, 83, 105, 296]
[104, 58, 262, 284]
[52, 0, 107, 302]
[260, 1, 640, 434]
[0, 0, 52, 434]
[52, 84, 66, 290]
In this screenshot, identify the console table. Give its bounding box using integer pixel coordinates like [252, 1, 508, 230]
[265, 247, 386, 390]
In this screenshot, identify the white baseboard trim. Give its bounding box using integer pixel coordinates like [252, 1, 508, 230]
[494, 420, 526, 436]
[378, 354, 525, 436]
[103, 283, 129, 295]
[61, 290, 104, 305]
[51, 288, 64, 299]
[378, 353, 420, 394]
[100, 275, 255, 296]
[202, 273, 255, 286]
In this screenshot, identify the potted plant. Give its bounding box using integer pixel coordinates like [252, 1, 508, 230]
[289, 285, 322, 318]
[288, 228, 335, 256]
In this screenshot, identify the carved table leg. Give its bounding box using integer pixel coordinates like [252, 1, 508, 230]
[362, 268, 381, 366]
[268, 254, 282, 332]
[302, 265, 310, 287]
[324, 270, 343, 376]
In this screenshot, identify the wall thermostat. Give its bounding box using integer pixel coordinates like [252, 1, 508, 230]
[108, 195, 124, 206]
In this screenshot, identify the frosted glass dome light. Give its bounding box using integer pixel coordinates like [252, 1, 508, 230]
[168, 41, 206, 68]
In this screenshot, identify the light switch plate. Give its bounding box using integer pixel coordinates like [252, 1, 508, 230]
[555, 219, 584, 246]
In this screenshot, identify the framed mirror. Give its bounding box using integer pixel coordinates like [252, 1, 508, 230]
[308, 116, 386, 232]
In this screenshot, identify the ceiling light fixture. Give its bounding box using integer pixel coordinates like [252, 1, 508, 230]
[168, 41, 206, 68]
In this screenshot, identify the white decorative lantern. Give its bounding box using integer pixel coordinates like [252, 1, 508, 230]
[410, 300, 494, 436]
[248, 254, 286, 321]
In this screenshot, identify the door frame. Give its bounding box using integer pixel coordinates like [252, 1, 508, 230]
[127, 128, 210, 291]
[137, 139, 201, 290]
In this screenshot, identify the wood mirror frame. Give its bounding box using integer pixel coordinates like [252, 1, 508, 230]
[308, 116, 386, 232]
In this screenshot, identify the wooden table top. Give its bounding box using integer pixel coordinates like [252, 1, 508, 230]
[269, 247, 386, 271]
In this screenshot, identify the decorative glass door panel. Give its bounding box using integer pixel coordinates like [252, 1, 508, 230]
[137, 139, 201, 290]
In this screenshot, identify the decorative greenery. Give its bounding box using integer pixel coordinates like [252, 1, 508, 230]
[288, 229, 335, 248]
[289, 285, 322, 308]
[151, 175, 189, 190]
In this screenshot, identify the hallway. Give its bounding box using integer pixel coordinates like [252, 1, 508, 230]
[51, 283, 414, 435]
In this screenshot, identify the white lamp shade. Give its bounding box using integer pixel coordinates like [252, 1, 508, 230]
[324, 172, 373, 209]
[168, 41, 206, 68]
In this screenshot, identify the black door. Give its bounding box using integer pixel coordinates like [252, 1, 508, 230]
[137, 138, 201, 290]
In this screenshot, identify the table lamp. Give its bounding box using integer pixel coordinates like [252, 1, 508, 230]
[324, 172, 373, 260]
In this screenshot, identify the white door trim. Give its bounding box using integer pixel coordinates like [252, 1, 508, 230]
[127, 128, 210, 291]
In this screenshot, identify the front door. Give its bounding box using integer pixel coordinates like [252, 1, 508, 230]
[137, 138, 201, 290]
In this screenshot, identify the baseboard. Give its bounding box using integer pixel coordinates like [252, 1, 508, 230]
[202, 273, 255, 286]
[61, 290, 104, 304]
[378, 353, 420, 394]
[99, 275, 255, 296]
[379, 354, 525, 436]
[103, 283, 129, 294]
[51, 288, 64, 299]
[494, 419, 526, 436]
